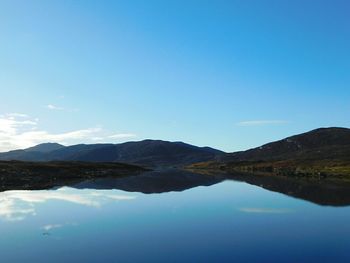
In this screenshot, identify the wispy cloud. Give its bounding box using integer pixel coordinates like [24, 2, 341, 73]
[46, 104, 64, 111]
[237, 120, 289, 126]
[238, 207, 293, 214]
[0, 114, 37, 135]
[6, 113, 29, 118]
[0, 113, 137, 151]
[46, 101, 79, 112]
[108, 133, 137, 139]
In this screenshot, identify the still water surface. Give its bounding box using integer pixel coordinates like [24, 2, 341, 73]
[1, 173, 350, 262]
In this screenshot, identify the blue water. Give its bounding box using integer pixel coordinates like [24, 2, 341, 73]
[1, 179, 349, 262]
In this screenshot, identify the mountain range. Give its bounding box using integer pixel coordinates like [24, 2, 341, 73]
[1, 127, 349, 176]
[0, 140, 223, 168]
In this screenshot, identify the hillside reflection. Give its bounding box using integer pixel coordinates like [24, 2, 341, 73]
[1, 169, 350, 207]
[225, 173, 350, 207]
[74, 169, 350, 206]
[73, 169, 224, 193]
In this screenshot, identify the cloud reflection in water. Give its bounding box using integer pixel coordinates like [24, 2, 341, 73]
[0, 187, 137, 222]
[239, 207, 294, 214]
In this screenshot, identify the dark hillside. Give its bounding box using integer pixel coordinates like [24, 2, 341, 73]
[223, 127, 350, 162]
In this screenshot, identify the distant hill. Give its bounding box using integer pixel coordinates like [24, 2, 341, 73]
[44, 143, 114, 161]
[25, 143, 65, 153]
[223, 127, 350, 162]
[0, 143, 66, 161]
[64, 140, 223, 167]
[191, 127, 350, 177]
[0, 140, 224, 168]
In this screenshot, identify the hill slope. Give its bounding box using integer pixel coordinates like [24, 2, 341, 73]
[191, 127, 350, 177]
[224, 127, 350, 162]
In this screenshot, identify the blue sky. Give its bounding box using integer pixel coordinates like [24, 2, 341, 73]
[0, 0, 349, 152]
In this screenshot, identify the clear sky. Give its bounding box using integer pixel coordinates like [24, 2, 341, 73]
[0, 0, 349, 152]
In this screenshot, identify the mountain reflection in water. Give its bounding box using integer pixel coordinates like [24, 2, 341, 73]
[1, 169, 350, 206]
[71, 169, 350, 207]
[73, 169, 224, 193]
[224, 173, 350, 207]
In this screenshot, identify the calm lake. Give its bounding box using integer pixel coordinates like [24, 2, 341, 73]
[1, 170, 350, 263]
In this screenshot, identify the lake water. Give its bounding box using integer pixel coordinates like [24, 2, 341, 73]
[1, 171, 350, 262]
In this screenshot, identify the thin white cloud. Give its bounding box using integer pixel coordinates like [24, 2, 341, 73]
[46, 103, 79, 112]
[108, 133, 137, 139]
[47, 104, 64, 111]
[238, 207, 293, 214]
[0, 114, 37, 135]
[6, 113, 28, 118]
[0, 114, 137, 151]
[237, 120, 289, 126]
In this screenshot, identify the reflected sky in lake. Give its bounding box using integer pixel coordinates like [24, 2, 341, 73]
[0, 188, 137, 221]
[1, 180, 350, 263]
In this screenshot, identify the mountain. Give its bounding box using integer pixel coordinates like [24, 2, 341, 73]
[62, 140, 223, 167]
[25, 143, 65, 153]
[44, 143, 114, 161]
[0, 143, 66, 161]
[190, 127, 350, 177]
[0, 140, 224, 168]
[0, 150, 45, 162]
[223, 127, 350, 162]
